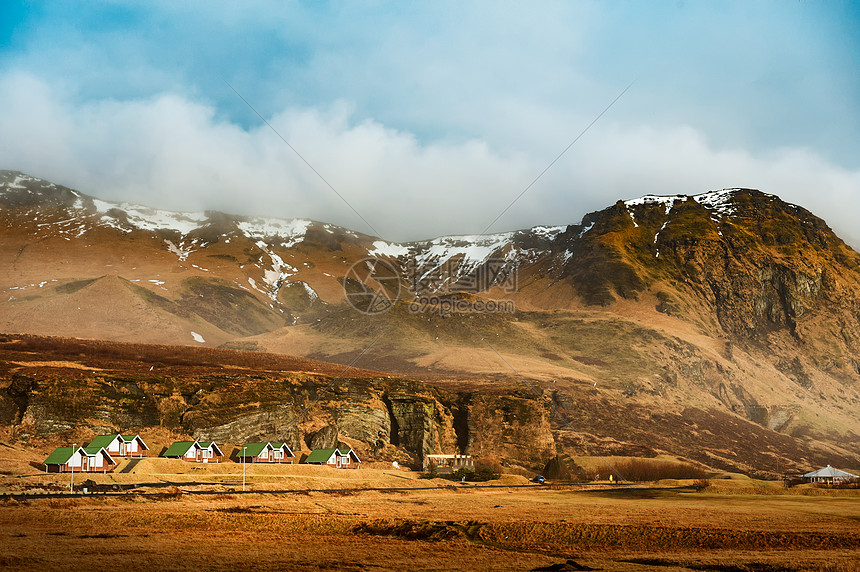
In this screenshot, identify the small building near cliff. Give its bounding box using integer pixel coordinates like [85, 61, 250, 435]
[270, 442, 296, 463]
[163, 441, 224, 463]
[237, 442, 273, 463]
[44, 446, 116, 473]
[87, 434, 149, 458]
[305, 447, 361, 469]
[423, 454, 474, 474]
[236, 442, 295, 464]
[802, 465, 858, 484]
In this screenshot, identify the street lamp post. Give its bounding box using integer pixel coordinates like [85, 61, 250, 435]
[70, 443, 76, 493]
[242, 446, 246, 492]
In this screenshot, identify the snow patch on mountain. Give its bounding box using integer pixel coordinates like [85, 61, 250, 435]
[694, 189, 737, 216]
[237, 218, 311, 247]
[528, 225, 566, 241]
[654, 220, 669, 243]
[255, 240, 297, 301]
[624, 194, 683, 214]
[301, 281, 319, 301]
[578, 222, 594, 238]
[165, 239, 195, 261]
[624, 189, 741, 218]
[369, 240, 410, 258]
[5, 174, 36, 190]
[91, 199, 207, 234]
[414, 233, 514, 271]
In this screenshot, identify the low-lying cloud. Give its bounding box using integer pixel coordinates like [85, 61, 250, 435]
[2, 72, 859, 248]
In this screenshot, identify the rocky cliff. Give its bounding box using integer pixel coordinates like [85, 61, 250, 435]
[0, 335, 556, 469]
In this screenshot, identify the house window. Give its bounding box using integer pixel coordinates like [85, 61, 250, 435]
[202, 449, 212, 459]
[273, 450, 283, 459]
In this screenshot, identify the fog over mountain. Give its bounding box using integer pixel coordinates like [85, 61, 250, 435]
[1, 2, 858, 243]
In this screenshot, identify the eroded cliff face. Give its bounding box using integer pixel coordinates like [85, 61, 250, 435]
[193, 404, 301, 451]
[457, 393, 555, 466]
[1, 357, 553, 469]
[3, 332, 859, 477]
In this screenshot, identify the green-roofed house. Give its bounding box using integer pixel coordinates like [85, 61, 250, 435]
[236, 442, 273, 463]
[304, 447, 361, 469]
[87, 434, 149, 458]
[198, 441, 224, 463]
[271, 442, 296, 464]
[236, 442, 296, 464]
[44, 446, 116, 473]
[162, 440, 224, 463]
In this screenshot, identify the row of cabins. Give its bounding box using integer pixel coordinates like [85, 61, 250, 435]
[43, 434, 150, 473]
[43, 434, 361, 472]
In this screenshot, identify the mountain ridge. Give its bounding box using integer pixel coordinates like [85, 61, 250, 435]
[3, 169, 860, 475]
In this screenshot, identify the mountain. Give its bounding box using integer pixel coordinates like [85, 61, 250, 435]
[2, 170, 860, 475]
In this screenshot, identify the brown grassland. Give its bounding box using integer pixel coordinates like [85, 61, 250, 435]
[1, 477, 860, 571]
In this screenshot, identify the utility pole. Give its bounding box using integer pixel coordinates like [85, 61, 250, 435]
[70, 443, 76, 493]
[242, 446, 247, 492]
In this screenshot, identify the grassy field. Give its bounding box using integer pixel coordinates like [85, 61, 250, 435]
[2, 478, 860, 571]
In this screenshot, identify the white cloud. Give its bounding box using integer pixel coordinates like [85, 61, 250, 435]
[2, 72, 859, 248]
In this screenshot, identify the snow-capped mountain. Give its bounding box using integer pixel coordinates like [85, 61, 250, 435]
[5, 170, 860, 477]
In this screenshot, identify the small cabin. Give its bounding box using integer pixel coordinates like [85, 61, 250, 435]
[44, 446, 116, 473]
[423, 454, 474, 474]
[237, 442, 274, 463]
[237, 442, 296, 464]
[270, 442, 295, 464]
[162, 440, 224, 463]
[88, 434, 149, 458]
[305, 447, 361, 469]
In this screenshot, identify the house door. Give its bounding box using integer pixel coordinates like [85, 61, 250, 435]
[81, 455, 89, 472]
[120, 442, 127, 456]
[336, 457, 342, 468]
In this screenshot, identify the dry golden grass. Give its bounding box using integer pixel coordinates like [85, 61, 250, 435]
[1, 484, 859, 570]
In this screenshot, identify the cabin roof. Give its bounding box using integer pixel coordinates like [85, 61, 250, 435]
[238, 442, 271, 457]
[44, 446, 76, 465]
[305, 448, 338, 463]
[163, 441, 197, 456]
[88, 435, 120, 449]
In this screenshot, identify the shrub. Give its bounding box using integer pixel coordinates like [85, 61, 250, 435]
[474, 456, 503, 476]
[693, 478, 711, 491]
[588, 458, 707, 482]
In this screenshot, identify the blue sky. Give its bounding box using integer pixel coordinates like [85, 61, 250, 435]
[1, 1, 858, 243]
